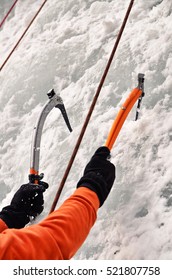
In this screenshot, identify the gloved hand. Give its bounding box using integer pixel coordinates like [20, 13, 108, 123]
[77, 146, 115, 207]
[0, 177, 48, 229]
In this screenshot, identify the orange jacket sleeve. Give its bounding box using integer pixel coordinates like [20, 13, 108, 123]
[0, 219, 8, 233]
[0, 187, 99, 260]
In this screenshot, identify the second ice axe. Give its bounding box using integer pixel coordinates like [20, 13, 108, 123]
[105, 73, 145, 150]
[29, 89, 72, 183]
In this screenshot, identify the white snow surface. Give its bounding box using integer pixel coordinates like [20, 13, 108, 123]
[0, 0, 172, 260]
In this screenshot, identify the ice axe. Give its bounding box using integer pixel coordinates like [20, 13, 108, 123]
[105, 73, 145, 150]
[29, 89, 72, 184]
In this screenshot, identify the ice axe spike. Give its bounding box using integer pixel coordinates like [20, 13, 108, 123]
[48, 89, 72, 132]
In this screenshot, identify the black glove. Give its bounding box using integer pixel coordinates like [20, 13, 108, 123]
[77, 146, 115, 207]
[0, 178, 48, 229]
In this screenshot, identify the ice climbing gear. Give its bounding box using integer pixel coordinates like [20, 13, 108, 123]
[135, 74, 145, 121]
[29, 89, 72, 183]
[49, 0, 135, 213]
[0, 0, 18, 29]
[105, 73, 145, 150]
[77, 146, 115, 207]
[0, 182, 48, 228]
[0, 0, 48, 72]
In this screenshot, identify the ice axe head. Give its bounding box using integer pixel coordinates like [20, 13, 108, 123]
[138, 73, 145, 93]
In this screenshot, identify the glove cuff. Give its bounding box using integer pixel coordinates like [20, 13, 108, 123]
[0, 205, 30, 229]
[93, 146, 111, 159]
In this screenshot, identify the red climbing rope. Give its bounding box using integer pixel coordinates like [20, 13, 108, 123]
[0, 0, 48, 72]
[0, 0, 19, 29]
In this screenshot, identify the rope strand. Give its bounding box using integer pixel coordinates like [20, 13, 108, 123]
[0, 0, 48, 72]
[49, 0, 135, 213]
[0, 0, 19, 29]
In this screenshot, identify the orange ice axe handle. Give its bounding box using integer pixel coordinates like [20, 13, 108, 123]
[105, 73, 145, 150]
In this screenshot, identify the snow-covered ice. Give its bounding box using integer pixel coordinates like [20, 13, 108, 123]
[0, 0, 172, 259]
